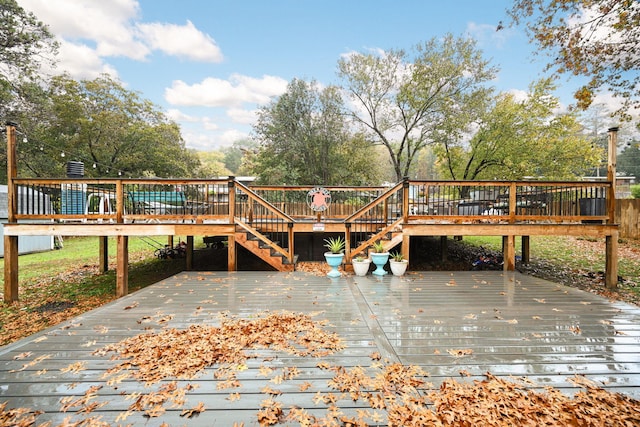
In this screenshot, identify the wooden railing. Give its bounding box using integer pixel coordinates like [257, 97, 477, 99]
[233, 180, 295, 264]
[10, 177, 613, 225]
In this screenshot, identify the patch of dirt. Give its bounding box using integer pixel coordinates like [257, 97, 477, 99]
[33, 301, 76, 313]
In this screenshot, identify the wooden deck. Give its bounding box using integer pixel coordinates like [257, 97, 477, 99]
[1, 270, 639, 425]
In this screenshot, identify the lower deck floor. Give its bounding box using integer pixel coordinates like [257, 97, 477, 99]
[1, 270, 638, 425]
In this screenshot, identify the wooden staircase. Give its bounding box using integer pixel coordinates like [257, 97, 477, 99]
[234, 229, 296, 272]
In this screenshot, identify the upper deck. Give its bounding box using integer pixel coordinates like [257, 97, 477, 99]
[2, 176, 620, 300]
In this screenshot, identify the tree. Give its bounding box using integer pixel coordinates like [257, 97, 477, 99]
[196, 150, 232, 178]
[0, 0, 57, 119]
[251, 78, 381, 185]
[18, 74, 200, 178]
[337, 34, 497, 181]
[436, 79, 602, 180]
[221, 139, 258, 175]
[508, 0, 640, 119]
[618, 141, 640, 178]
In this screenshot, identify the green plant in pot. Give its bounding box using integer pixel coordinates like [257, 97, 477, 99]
[323, 236, 345, 278]
[389, 251, 408, 276]
[370, 240, 389, 276]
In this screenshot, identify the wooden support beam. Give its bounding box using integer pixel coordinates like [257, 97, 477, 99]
[116, 236, 128, 297]
[402, 234, 410, 263]
[606, 127, 619, 289]
[3, 235, 18, 302]
[186, 235, 194, 270]
[503, 235, 516, 271]
[521, 236, 530, 264]
[99, 236, 108, 273]
[4, 124, 18, 302]
[440, 236, 448, 262]
[606, 232, 619, 289]
[228, 234, 236, 271]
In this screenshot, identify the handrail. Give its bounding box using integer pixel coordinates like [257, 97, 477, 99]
[235, 218, 291, 260]
[7, 177, 613, 225]
[233, 180, 294, 264]
[234, 180, 295, 223]
[345, 181, 404, 223]
[344, 182, 405, 262]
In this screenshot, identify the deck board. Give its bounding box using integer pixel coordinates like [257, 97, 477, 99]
[1, 270, 639, 425]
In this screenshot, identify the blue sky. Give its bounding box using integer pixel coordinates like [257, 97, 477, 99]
[18, 0, 597, 151]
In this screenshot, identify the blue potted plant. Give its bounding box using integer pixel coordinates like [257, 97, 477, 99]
[370, 240, 389, 276]
[323, 236, 345, 278]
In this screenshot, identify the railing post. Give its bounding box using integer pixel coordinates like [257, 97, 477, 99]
[607, 127, 618, 224]
[508, 182, 517, 223]
[504, 182, 517, 272]
[228, 176, 236, 222]
[288, 222, 294, 265]
[116, 179, 124, 223]
[606, 127, 619, 289]
[4, 122, 18, 302]
[344, 223, 351, 262]
[402, 177, 410, 223]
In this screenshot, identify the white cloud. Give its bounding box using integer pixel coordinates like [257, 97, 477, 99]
[219, 129, 249, 146]
[182, 128, 248, 151]
[19, 0, 149, 60]
[42, 40, 119, 79]
[165, 109, 199, 123]
[136, 20, 223, 62]
[202, 118, 220, 131]
[227, 108, 258, 125]
[165, 74, 288, 107]
[507, 88, 529, 103]
[466, 22, 513, 49]
[17, 0, 222, 83]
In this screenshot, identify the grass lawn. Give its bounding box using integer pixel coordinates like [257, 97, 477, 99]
[463, 235, 640, 285]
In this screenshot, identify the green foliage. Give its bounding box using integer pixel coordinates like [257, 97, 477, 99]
[390, 251, 404, 261]
[337, 34, 497, 181]
[631, 184, 640, 199]
[0, 0, 57, 109]
[618, 142, 640, 179]
[197, 150, 232, 178]
[436, 78, 601, 180]
[324, 236, 345, 254]
[371, 240, 386, 253]
[17, 74, 201, 178]
[508, 0, 640, 119]
[251, 78, 382, 185]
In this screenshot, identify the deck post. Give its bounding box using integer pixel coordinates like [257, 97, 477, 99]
[4, 123, 18, 302]
[186, 235, 194, 270]
[606, 232, 619, 289]
[228, 234, 236, 271]
[4, 235, 18, 302]
[99, 236, 108, 273]
[402, 234, 410, 263]
[440, 236, 448, 262]
[503, 235, 516, 271]
[503, 182, 518, 271]
[521, 236, 530, 264]
[228, 177, 236, 272]
[605, 127, 619, 289]
[116, 236, 128, 297]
